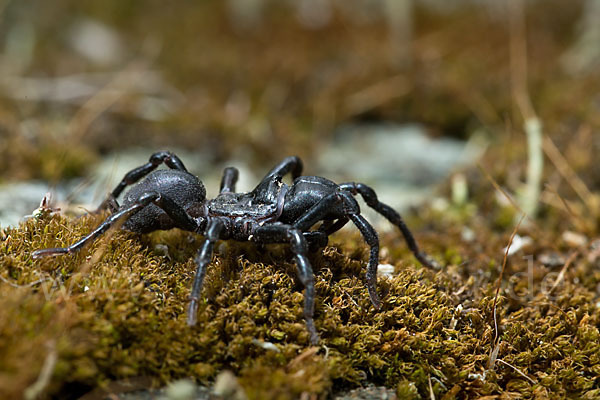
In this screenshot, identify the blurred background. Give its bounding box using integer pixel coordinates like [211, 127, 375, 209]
[0, 0, 599, 227]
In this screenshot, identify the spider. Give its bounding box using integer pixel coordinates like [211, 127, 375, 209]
[33, 152, 436, 344]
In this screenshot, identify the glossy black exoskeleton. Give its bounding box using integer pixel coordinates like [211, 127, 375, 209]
[32, 152, 436, 344]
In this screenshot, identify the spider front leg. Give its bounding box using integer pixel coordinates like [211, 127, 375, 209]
[187, 218, 225, 327]
[253, 223, 319, 345]
[339, 182, 438, 269]
[97, 151, 188, 212]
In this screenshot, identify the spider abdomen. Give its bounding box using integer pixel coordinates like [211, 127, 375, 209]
[121, 169, 206, 233]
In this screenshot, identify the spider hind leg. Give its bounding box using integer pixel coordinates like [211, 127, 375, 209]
[32, 191, 200, 259]
[97, 151, 188, 212]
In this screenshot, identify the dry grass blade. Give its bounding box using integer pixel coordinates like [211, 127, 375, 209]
[67, 60, 149, 142]
[543, 183, 581, 225]
[24, 341, 57, 400]
[488, 341, 501, 371]
[477, 163, 538, 230]
[428, 374, 436, 400]
[343, 74, 409, 117]
[0, 275, 49, 288]
[542, 134, 596, 213]
[508, 0, 535, 120]
[496, 359, 537, 385]
[548, 251, 578, 296]
[492, 214, 526, 343]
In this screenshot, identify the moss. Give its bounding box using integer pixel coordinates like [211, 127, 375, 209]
[1, 205, 600, 399]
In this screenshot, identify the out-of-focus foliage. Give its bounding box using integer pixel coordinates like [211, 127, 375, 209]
[1, 1, 599, 181]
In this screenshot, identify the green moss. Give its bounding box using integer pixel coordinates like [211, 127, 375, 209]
[1, 208, 600, 399]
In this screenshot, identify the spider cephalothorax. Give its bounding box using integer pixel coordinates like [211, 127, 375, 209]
[33, 152, 436, 344]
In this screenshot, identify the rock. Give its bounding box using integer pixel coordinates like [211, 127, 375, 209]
[562, 231, 588, 248]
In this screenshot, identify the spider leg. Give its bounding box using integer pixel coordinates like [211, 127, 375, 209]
[33, 191, 199, 258]
[250, 156, 304, 203]
[339, 182, 437, 269]
[187, 218, 224, 327]
[301, 218, 349, 252]
[219, 167, 239, 193]
[253, 223, 318, 344]
[302, 231, 328, 251]
[97, 151, 188, 211]
[291, 190, 364, 237]
[291, 190, 382, 309]
[346, 214, 381, 309]
[264, 156, 303, 181]
[102, 196, 120, 213]
[319, 217, 349, 235]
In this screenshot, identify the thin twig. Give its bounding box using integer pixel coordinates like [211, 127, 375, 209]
[496, 359, 538, 385]
[548, 251, 578, 295]
[24, 341, 58, 400]
[543, 183, 581, 225]
[492, 214, 526, 343]
[0, 275, 49, 288]
[542, 135, 596, 213]
[428, 374, 436, 400]
[477, 164, 538, 230]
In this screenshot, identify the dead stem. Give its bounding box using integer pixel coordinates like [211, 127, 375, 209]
[428, 374, 436, 400]
[543, 135, 596, 214]
[477, 163, 538, 230]
[489, 214, 525, 369]
[496, 359, 537, 385]
[0, 275, 49, 288]
[24, 341, 57, 400]
[543, 183, 582, 226]
[67, 60, 149, 142]
[548, 251, 578, 296]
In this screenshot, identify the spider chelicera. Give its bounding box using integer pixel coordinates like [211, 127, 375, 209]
[33, 152, 436, 344]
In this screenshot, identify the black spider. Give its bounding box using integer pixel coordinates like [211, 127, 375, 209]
[33, 152, 436, 344]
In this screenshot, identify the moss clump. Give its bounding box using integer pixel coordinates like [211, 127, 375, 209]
[1, 210, 600, 399]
